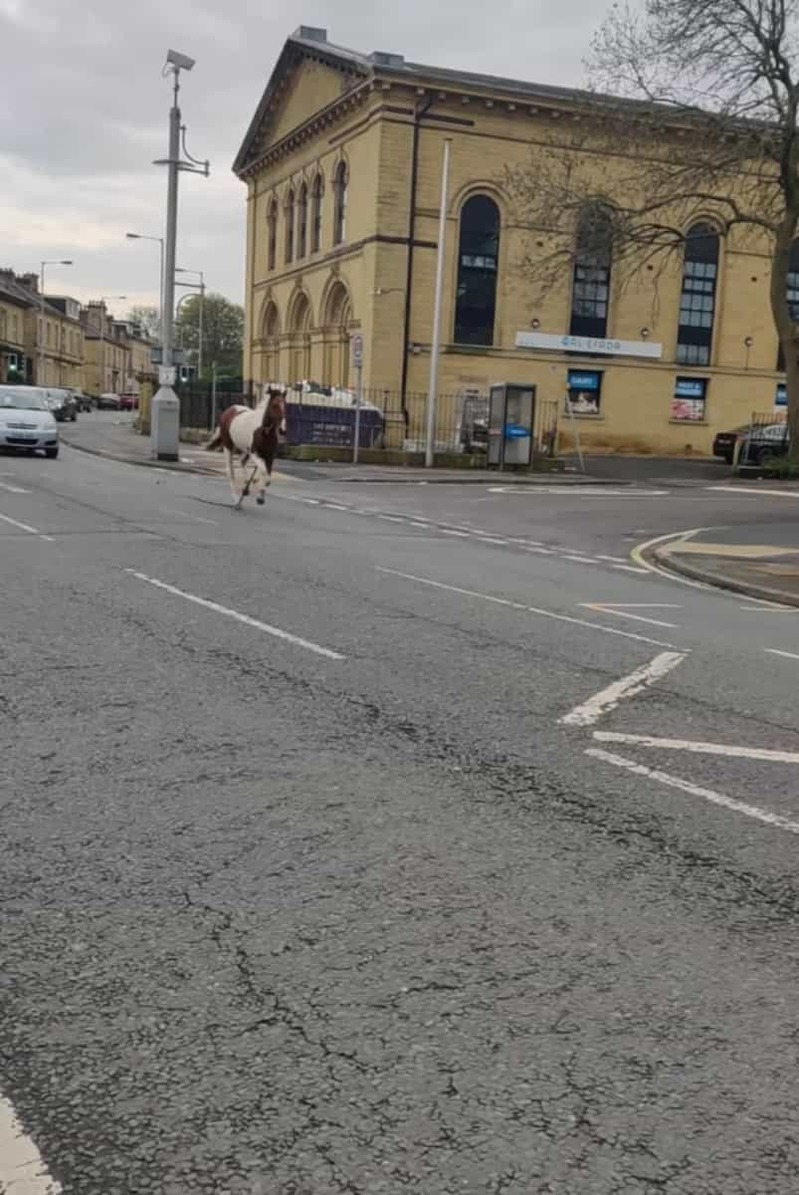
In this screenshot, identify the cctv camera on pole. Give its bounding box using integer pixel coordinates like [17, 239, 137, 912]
[151, 49, 209, 460]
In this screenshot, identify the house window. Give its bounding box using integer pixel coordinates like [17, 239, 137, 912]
[267, 198, 277, 271]
[570, 205, 613, 339]
[297, 183, 308, 260]
[777, 240, 799, 370]
[285, 189, 295, 264]
[566, 369, 603, 415]
[671, 376, 708, 422]
[333, 161, 348, 245]
[677, 223, 719, 366]
[454, 195, 500, 347]
[311, 173, 323, 253]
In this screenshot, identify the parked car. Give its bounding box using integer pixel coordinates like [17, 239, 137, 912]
[119, 393, 139, 412]
[69, 390, 93, 412]
[97, 392, 121, 410]
[0, 385, 59, 457]
[44, 387, 78, 422]
[737, 422, 790, 466]
[712, 424, 751, 464]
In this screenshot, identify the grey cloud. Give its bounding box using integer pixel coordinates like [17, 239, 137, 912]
[3, 0, 602, 308]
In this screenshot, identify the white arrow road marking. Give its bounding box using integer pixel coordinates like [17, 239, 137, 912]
[125, 570, 344, 660]
[377, 567, 682, 649]
[593, 731, 799, 765]
[0, 1091, 62, 1193]
[587, 748, 799, 836]
[560, 651, 688, 727]
[579, 603, 682, 629]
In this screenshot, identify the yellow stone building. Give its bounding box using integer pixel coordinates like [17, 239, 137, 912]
[0, 271, 83, 389]
[0, 273, 29, 384]
[236, 27, 788, 455]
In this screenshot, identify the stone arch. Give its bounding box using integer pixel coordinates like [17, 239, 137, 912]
[288, 290, 312, 382]
[320, 277, 354, 389]
[261, 299, 280, 381]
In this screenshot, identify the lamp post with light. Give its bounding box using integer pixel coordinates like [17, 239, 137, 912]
[125, 233, 165, 334]
[175, 267, 205, 379]
[39, 259, 73, 384]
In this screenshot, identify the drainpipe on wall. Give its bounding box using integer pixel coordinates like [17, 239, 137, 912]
[400, 95, 434, 427]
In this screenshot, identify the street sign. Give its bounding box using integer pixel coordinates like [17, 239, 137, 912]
[158, 366, 176, 386]
[351, 334, 363, 369]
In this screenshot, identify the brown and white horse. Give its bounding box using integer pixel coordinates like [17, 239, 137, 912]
[206, 387, 287, 507]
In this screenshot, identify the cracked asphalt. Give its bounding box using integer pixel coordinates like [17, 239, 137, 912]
[3, 431, 799, 1193]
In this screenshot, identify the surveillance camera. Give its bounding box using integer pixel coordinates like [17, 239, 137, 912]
[166, 48, 196, 71]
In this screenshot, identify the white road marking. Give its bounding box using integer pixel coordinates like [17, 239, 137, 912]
[708, 485, 799, 499]
[163, 508, 218, 526]
[586, 748, 799, 835]
[0, 511, 54, 542]
[560, 651, 686, 727]
[125, 570, 344, 660]
[327, 503, 348, 511]
[593, 730, 799, 765]
[411, 521, 429, 529]
[475, 536, 508, 545]
[610, 564, 650, 575]
[376, 567, 682, 648]
[488, 486, 669, 497]
[441, 528, 469, 537]
[765, 648, 799, 661]
[596, 554, 632, 564]
[0, 1092, 62, 1193]
[579, 603, 680, 629]
[0, 480, 30, 494]
[564, 554, 598, 564]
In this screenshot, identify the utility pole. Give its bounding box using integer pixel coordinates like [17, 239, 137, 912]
[425, 138, 451, 469]
[151, 49, 209, 460]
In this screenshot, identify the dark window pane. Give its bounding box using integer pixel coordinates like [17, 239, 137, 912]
[454, 196, 500, 345]
[677, 223, 719, 361]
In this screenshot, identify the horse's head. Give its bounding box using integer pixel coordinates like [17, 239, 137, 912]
[265, 387, 287, 437]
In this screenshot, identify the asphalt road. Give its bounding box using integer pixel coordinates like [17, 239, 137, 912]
[2, 433, 799, 1194]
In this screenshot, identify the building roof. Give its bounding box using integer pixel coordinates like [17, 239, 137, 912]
[233, 27, 688, 178]
[0, 270, 80, 321]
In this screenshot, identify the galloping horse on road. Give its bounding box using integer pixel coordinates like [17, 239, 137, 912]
[206, 388, 287, 508]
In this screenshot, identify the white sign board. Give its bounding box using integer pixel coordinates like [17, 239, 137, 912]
[515, 330, 662, 360]
[158, 366, 177, 386]
[351, 334, 364, 369]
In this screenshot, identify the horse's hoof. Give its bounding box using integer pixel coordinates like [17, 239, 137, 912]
[256, 494, 265, 506]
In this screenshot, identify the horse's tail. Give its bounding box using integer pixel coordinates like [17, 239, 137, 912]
[205, 427, 223, 452]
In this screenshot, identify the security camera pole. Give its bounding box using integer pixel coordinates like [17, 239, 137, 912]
[151, 49, 209, 460]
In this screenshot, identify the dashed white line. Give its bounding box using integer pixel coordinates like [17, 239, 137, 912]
[707, 486, 799, 499]
[596, 554, 632, 564]
[0, 480, 30, 494]
[560, 651, 687, 727]
[0, 511, 54, 542]
[125, 570, 344, 660]
[579, 603, 679, 629]
[586, 748, 799, 835]
[765, 648, 799, 661]
[593, 730, 799, 764]
[0, 1091, 62, 1194]
[610, 563, 650, 575]
[441, 528, 469, 537]
[376, 567, 682, 649]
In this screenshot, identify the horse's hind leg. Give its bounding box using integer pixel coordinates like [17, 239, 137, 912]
[225, 448, 240, 505]
[255, 456, 268, 506]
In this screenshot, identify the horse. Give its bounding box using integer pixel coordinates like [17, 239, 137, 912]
[206, 387, 287, 508]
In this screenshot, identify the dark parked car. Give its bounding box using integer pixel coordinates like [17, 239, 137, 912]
[97, 393, 121, 410]
[737, 422, 790, 466]
[69, 390, 93, 412]
[44, 388, 77, 422]
[712, 424, 750, 464]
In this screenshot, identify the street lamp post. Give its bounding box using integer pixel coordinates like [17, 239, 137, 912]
[39, 259, 73, 385]
[151, 48, 209, 461]
[97, 296, 127, 396]
[125, 233, 165, 335]
[175, 268, 205, 379]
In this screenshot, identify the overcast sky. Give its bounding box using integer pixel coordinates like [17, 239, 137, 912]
[1, 0, 605, 324]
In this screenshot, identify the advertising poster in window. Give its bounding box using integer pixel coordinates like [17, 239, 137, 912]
[566, 370, 601, 416]
[671, 377, 707, 422]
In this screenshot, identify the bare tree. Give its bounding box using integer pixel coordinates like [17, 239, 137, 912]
[506, 0, 799, 457]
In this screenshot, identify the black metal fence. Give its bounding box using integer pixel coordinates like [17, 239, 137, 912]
[177, 380, 560, 460]
[738, 411, 789, 467]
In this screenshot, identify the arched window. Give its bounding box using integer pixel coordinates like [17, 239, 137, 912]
[311, 173, 324, 253]
[297, 183, 308, 260]
[454, 195, 500, 346]
[266, 198, 277, 272]
[778, 239, 799, 370]
[262, 301, 280, 381]
[285, 189, 295, 265]
[322, 280, 353, 388]
[570, 204, 613, 339]
[289, 293, 312, 381]
[333, 161, 348, 245]
[677, 222, 720, 366]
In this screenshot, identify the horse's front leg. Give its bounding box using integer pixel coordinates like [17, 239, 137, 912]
[255, 456, 269, 506]
[225, 448, 242, 507]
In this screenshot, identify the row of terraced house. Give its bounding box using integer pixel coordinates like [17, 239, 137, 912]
[0, 269, 155, 398]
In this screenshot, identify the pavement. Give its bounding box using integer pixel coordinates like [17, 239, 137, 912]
[4, 425, 799, 1191]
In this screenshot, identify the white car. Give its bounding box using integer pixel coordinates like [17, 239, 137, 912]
[0, 386, 59, 458]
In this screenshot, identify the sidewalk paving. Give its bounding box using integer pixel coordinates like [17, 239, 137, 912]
[651, 527, 799, 607]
